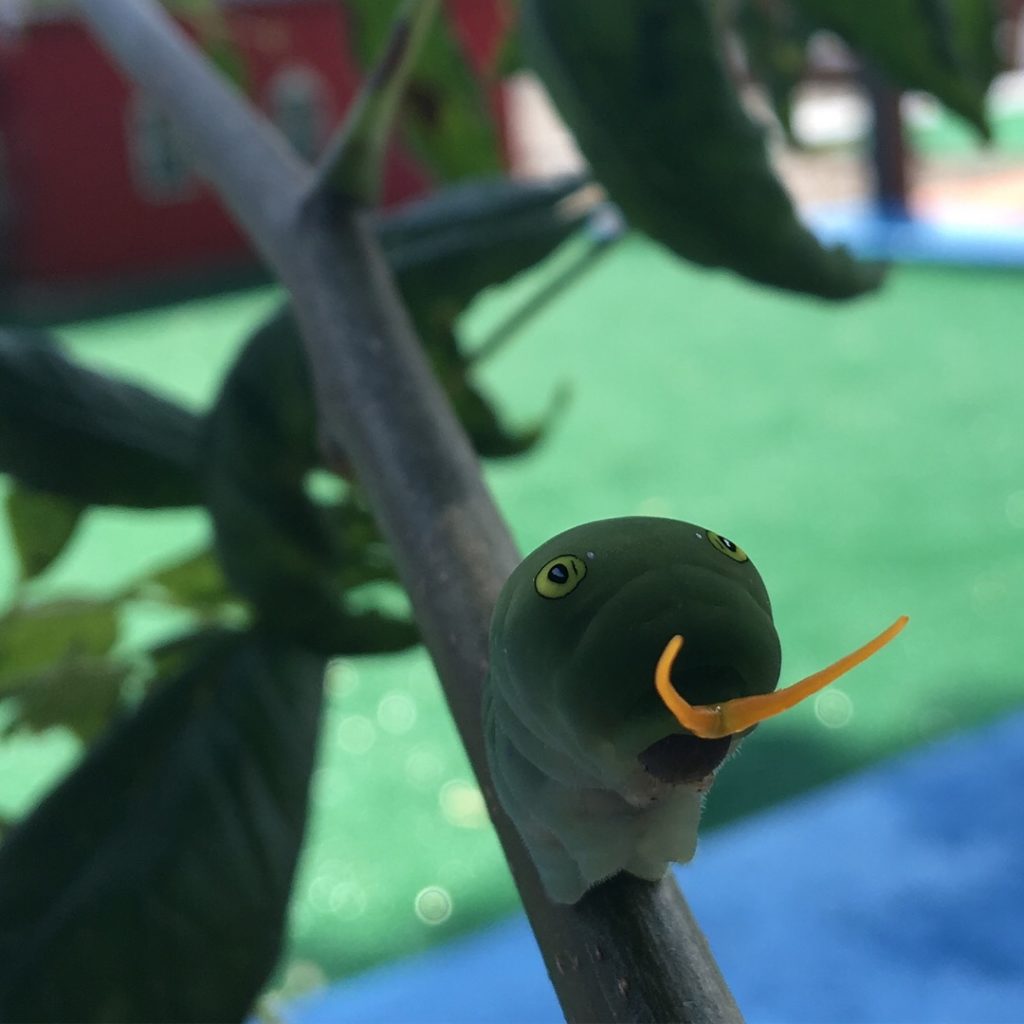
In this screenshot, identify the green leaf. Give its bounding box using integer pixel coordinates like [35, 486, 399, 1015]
[0, 630, 325, 1022]
[378, 176, 590, 457]
[317, 491, 401, 591]
[204, 312, 417, 655]
[4, 484, 84, 581]
[377, 174, 593, 321]
[166, 0, 250, 90]
[0, 329, 203, 508]
[791, 0, 995, 139]
[324, 0, 441, 203]
[945, 0, 1001, 94]
[493, 11, 526, 77]
[145, 627, 237, 681]
[735, 0, 814, 142]
[521, 0, 884, 299]
[134, 548, 237, 614]
[2, 656, 128, 743]
[427, 325, 560, 458]
[0, 601, 118, 694]
[347, 0, 504, 180]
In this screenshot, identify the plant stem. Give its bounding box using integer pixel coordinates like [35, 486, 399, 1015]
[75, 2, 743, 1020]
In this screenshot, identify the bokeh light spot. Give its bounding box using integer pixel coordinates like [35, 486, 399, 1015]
[335, 714, 375, 755]
[439, 779, 488, 829]
[329, 881, 368, 921]
[327, 659, 360, 699]
[405, 745, 444, 787]
[377, 692, 418, 734]
[814, 689, 853, 729]
[414, 885, 453, 925]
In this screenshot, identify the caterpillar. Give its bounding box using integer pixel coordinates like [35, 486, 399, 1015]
[483, 517, 907, 904]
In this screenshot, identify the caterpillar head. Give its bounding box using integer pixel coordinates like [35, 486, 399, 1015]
[491, 516, 906, 786]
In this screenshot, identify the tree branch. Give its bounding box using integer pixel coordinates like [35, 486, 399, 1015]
[75, 2, 742, 1020]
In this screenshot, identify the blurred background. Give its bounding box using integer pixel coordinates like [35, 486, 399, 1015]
[0, 1, 1022, 1022]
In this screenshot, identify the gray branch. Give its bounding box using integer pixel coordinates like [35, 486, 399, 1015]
[75, 2, 742, 1021]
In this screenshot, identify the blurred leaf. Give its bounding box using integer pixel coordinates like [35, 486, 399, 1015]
[4, 485, 84, 581]
[318, 490, 401, 591]
[522, 0, 883, 300]
[133, 548, 237, 614]
[791, 0, 995, 138]
[427, 326, 560, 457]
[0, 329, 203, 508]
[377, 175, 590, 457]
[493, 12, 525, 77]
[204, 312, 417, 655]
[325, 0, 441, 203]
[0, 630, 325, 1022]
[736, 0, 814, 141]
[161, 0, 249, 89]
[145, 627, 238, 682]
[945, 0, 1001, 92]
[0, 601, 118, 694]
[205, 177, 586, 646]
[347, 0, 503, 180]
[2, 656, 128, 743]
[377, 173, 593, 321]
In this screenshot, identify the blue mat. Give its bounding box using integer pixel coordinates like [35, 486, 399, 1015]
[278, 709, 1024, 1023]
[808, 202, 1024, 268]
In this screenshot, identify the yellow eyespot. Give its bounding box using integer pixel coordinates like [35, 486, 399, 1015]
[535, 555, 587, 599]
[706, 530, 749, 563]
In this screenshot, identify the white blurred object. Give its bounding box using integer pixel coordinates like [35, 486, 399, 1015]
[791, 88, 871, 146]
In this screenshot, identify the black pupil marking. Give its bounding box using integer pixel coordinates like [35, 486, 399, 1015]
[548, 563, 570, 584]
[721, 536, 737, 551]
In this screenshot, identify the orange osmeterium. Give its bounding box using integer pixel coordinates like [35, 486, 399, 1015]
[655, 616, 910, 740]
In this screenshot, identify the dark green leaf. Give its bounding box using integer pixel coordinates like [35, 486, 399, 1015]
[4, 485, 84, 581]
[0, 630, 325, 1023]
[204, 312, 417, 655]
[522, 0, 884, 299]
[317, 491, 401, 591]
[2, 656, 128, 743]
[0, 601, 118, 694]
[145, 627, 238, 681]
[377, 174, 591, 319]
[736, 0, 814, 142]
[427, 326, 560, 458]
[378, 176, 588, 456]
[791, 0, 995, 138]
[347, 0, 503, 180]
[0, 329, 203, 508]
[945, 0, 1001, 94]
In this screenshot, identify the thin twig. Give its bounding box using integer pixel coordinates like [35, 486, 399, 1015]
[75, 2, 743, 1021]
[471, 229, 621, 367]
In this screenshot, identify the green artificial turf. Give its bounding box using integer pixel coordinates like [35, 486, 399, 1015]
[1, 237, 1023, 984]
[909, 94, 1024, 156]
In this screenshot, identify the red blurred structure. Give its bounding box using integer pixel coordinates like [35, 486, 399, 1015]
[0, 0, 508, 305]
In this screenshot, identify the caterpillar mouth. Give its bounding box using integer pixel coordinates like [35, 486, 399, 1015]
[637, 732, 733, 784]
[655, 616, 909, 740]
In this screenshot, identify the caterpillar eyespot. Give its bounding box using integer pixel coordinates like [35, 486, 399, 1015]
[534, 555, 587, 599]
[706, 530, 748, 562]
[483, 516, 908, 904]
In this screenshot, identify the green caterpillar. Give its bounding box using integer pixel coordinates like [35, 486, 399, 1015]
[483, 517, 906, 904]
